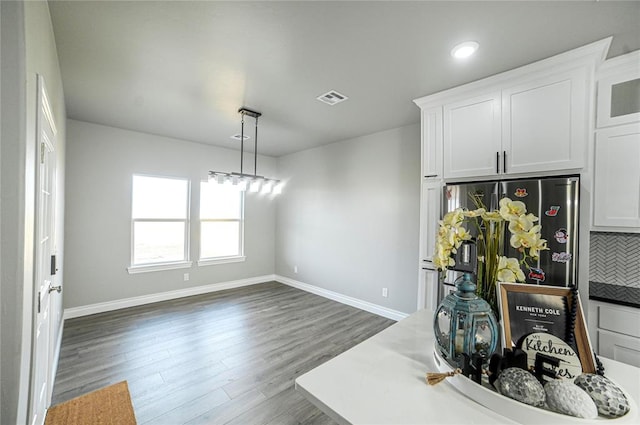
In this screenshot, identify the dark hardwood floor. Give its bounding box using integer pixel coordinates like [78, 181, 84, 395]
[52, 281, 396, 424]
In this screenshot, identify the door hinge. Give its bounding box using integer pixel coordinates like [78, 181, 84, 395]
[37, 291, 41, 313]
[40, 143, 45, 164]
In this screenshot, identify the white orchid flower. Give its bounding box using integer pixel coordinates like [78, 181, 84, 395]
[499, 198, 527, 221]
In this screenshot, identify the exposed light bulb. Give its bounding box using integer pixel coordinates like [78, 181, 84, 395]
[273, 182, 284, 195]
[261, 180, 274, 194]
[250, 179, 261, 193]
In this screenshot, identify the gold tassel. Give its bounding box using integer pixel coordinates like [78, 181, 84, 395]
[425, 368, 462, 385]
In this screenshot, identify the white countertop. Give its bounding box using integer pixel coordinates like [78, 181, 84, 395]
[295, 308, 640, 425]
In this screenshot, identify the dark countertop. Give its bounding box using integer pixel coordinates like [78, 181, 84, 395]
[589, 281, 640, 309]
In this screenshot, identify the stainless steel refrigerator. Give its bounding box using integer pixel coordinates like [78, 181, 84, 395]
[439, 175, 579, 301]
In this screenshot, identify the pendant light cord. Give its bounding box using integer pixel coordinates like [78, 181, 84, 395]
[254, 116, 259, 176]
[240, 112, 245, 175]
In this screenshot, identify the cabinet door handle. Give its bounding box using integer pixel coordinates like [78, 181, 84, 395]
[424, 174, 438, 178]
[496, 152, 500, 174]
[503, 151, 507, 174]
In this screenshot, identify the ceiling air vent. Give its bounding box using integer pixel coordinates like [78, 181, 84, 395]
[316, 90, 348, 106]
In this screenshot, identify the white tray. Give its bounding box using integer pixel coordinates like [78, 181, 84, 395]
[433, 347, 638, 424]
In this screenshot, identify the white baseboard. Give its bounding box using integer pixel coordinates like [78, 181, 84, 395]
[275, 275, 409, 321]
[63, 274, 276, 319]
[63, 274, 409, 322]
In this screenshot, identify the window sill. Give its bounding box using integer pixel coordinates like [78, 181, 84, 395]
[197, 256, 246, 267]
[127, 261, 192, 274]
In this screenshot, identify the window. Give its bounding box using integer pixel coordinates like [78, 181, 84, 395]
[129, 175, 191, 272]
[199, 181, 244, 265]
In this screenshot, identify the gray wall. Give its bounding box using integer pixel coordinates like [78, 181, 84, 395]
[275, 124, 421, 314]
[24, 0, 67, 381]
[63, 119, 276, 308]
[1, 0, 67, 422]
[0, 3, 27, 422]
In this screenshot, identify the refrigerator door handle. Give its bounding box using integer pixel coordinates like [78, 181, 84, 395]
[491, 192, 499, 211]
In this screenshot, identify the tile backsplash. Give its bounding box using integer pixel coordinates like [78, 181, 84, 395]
[590, 232, 640, 288]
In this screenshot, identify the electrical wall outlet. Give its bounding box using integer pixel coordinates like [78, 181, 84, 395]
[294, 265, 298, 274]
[183, 273, 189, 281]
[382, 288, 388, 298]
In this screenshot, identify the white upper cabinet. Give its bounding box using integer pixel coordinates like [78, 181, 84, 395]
[502, 68, 587, 174]
[592, 50, 640, 232]
[597, 50, 640, 128]
[443, 67, 588, 179]
[443, 92, 502, 179]
[421, 107, 443, 179]
[593, 123, 640, 230]
[414, 38, 610, 181]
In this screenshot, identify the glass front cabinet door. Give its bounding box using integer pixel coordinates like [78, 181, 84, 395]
[597, 50, 640, 128]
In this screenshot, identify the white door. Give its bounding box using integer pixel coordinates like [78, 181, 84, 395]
[593, 123, 640, 229]
[421, 106, 443, 179]
[502, 68, 587, 174]
[418, 267, 440, 312]
[418, 180, 442, 311]
[598, 331, 640, 368]
[443, 91, 502, 179]
[30, 75, 58, 425]
[419, 181, 442, 263]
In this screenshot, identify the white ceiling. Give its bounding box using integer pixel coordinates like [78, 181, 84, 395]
[49, 1, 640, 157]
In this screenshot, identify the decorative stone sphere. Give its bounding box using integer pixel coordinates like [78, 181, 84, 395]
[494, 368, 545, 407]
[544, 379, 598, 419]
[574, 374, 630, 418]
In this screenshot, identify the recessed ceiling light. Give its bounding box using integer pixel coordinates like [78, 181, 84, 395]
[451, 41, 479, 59]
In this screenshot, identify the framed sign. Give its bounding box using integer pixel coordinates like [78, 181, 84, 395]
[497, 283, 595, 374]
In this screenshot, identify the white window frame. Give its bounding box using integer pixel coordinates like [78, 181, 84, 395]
[198, 183, 245, 267]
[127, 174, 192, 274]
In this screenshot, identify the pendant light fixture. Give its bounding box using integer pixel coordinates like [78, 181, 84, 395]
[209, 107, 283, 194]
